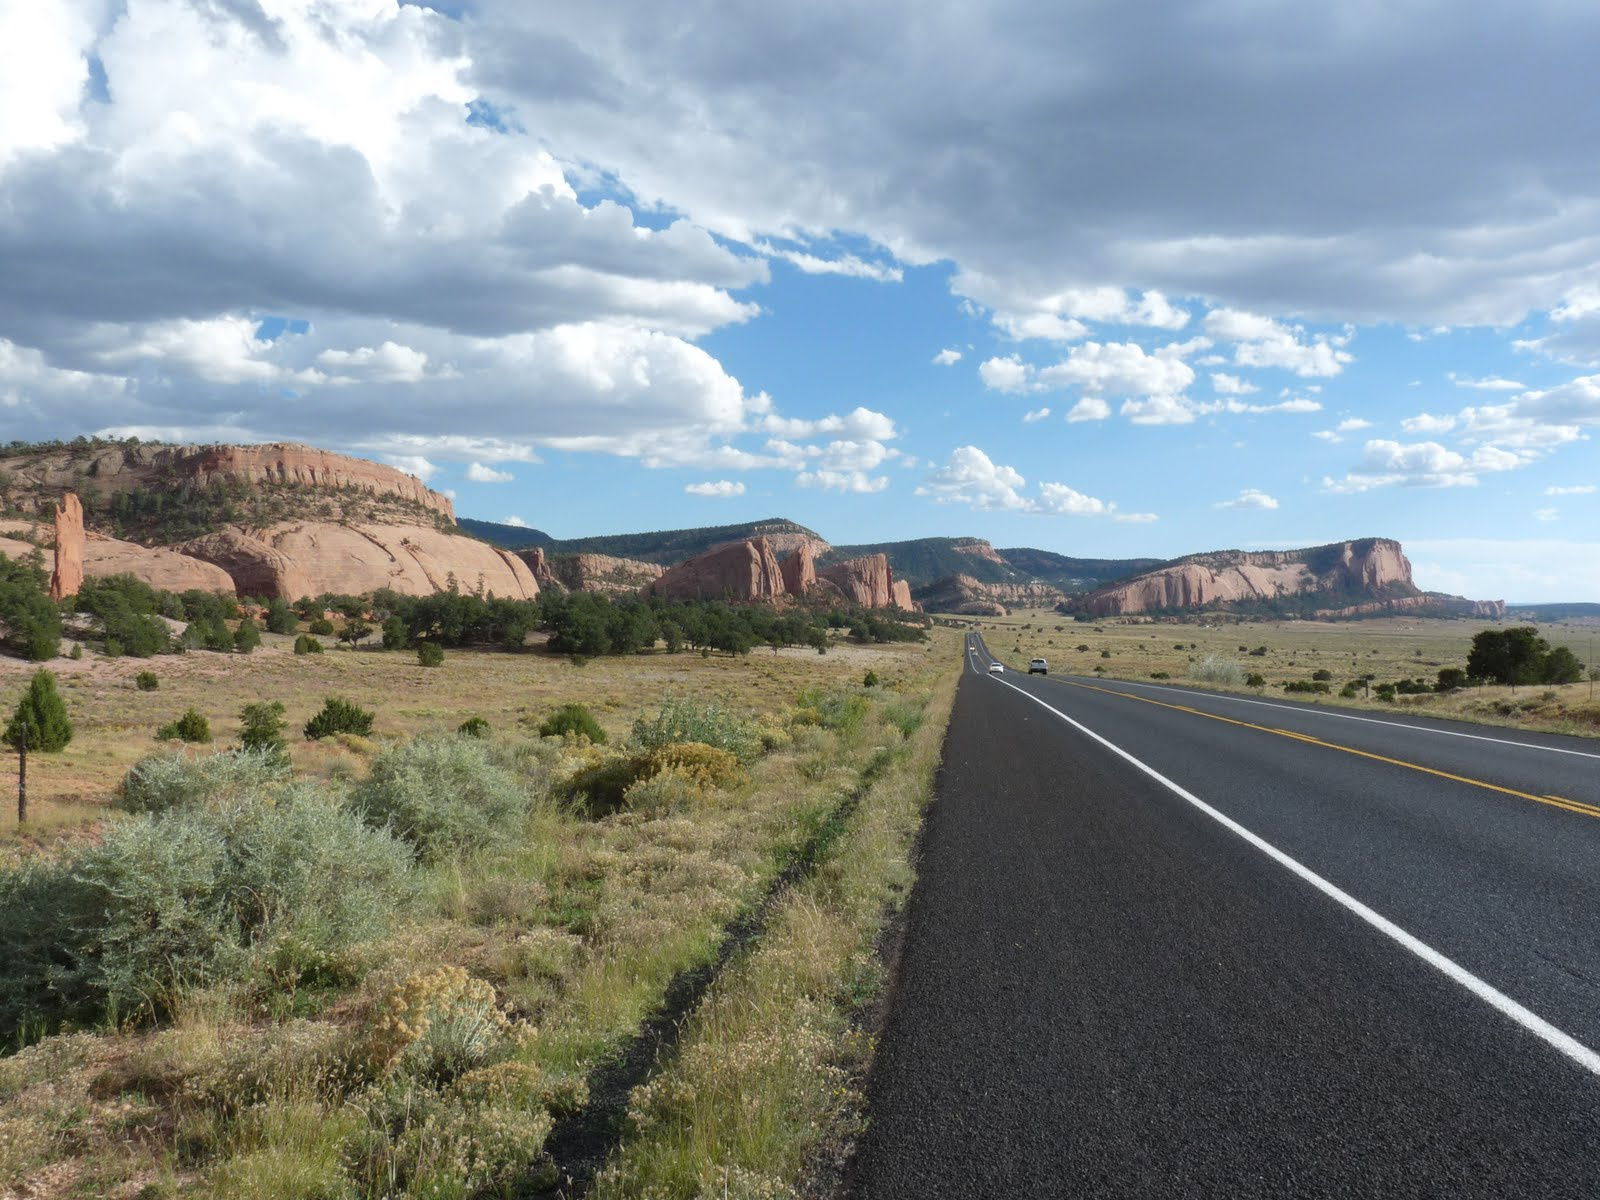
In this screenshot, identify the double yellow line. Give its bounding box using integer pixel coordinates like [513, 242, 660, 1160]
[1059, 679, 1600, 822]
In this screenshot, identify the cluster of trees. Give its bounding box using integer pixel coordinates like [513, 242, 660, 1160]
[352, 587, 928, 658]
[1465, 627, 1585, 687]
[2, 563, 929, 667]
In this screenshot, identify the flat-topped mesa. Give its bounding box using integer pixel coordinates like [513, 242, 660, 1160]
[0, 441, 455, 523]
[1071, 537, 1501, 618]
[169, 444, 454, 520]
[651, 537, 788, 602]
[819, 554, 895, 608]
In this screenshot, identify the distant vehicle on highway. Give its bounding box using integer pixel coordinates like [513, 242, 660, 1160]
[988, 661, 1004, 674]
[1028, 657, 1048, 675]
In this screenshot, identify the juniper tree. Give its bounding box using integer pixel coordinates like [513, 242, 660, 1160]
[3, 669, 73, 822]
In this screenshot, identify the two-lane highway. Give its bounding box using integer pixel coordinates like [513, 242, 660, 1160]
[851, 635, 1600, 1197]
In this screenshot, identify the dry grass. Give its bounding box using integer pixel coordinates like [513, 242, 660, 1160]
[0, 630, 930, 839]
[0, 627, 960, 1198]
[971, 610, 1600, 738]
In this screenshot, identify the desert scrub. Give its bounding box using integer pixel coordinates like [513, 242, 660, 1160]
[116, 746, 292, 814]
[349, 734, 534, 862]
[795, 686, 870, 737]
[630, 695, 761, 763]
[303, 696, 374, 740]
[538, 701, 607, 743]
[0, 787, 413, 1037]
[156, 706, 213, 743]
[1189, 654, 1246, 685]
[634, 741, 746, 791]
[594, 665, 957, 1198]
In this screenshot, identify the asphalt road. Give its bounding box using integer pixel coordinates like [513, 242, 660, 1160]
[850, 635, 1600, 1198]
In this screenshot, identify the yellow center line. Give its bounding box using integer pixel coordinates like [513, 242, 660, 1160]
[1057, 678, 1600, 822]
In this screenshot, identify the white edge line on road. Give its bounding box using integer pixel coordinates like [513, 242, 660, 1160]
[989, 670, 1600, 1079]
[1082, 675, 1600, 761]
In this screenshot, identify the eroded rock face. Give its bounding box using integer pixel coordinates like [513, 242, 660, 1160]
[1070, 538, 1500, 618]
[890, 579, 916, 611]
[179, 444, 455, 520]
[49, 494, 84, 601]
[0, 442, 454, 520]
[781, 543, 817, 596]
[522, 549, 664, 596]
[84, 533, 236, 595]
[819, 554, 895, 608]
[181, 523, 538, 600]
[652, 537, 787, 601]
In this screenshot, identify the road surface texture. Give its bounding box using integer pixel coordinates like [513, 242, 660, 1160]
[850, 636, 1600, 1197]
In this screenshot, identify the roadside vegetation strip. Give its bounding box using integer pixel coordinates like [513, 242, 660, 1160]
[0, 637, 955, 1199]
[589, 669, 958, 1199]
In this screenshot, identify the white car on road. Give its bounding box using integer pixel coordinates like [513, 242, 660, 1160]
[988, 661, 1004, 674]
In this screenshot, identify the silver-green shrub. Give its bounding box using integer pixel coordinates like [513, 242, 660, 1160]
[0, 787, 413, 1037]
[115, 746, 292, 814]
[349, 735, 532, 862]
[628, 696, 761, 763]
[1188, 654, 1246, 685]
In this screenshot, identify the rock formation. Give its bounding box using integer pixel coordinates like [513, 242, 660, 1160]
[180, 523, 538, 600]
[1070, 538, 1502, 619]
[819, 554, 896, 608]
[890, 579, 916, 611]
[49, 494, 84, 601]
[0, 441, 453, 520]
[84, 534, 236, 594]
[652, 537, 787, 602]
[522, 547, 664, 596]
[781, 543, 817, 596]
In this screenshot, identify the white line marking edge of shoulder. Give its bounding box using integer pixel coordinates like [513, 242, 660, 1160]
[991, 672, 1600, 1078]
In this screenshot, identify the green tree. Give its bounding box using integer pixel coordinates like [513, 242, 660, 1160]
[4, 669, 73, 822]
[338, 618, 373, 649]
[0, 555, 61, 661]
[1467, 627, 1548, 688]
[417, 641, 445, 668]
[239, 700, 288, 763]
[263, 599, 297, 635]
[233, 616, 262, 653]
[1542, 645, 1584, 685]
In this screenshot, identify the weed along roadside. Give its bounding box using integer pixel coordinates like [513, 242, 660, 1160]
[0, 628, 959, 1198]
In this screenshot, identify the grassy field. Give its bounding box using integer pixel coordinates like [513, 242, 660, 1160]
[965, 610, 1600, 737]
[0, 631, 924, 844]
[0, 626, 958, 1199]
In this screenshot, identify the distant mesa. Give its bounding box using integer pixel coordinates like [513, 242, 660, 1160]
[0, 438, 1513, 620]
[1064, 538, 1504, 620]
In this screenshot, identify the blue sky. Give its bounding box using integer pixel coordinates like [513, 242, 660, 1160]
[0, 2, 1596, 601]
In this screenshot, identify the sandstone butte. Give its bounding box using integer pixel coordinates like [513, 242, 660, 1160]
[1074, 539, 1505, 618]
[819, 553, 898, 609]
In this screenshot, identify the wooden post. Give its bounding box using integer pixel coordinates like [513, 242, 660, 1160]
[16, 724, 27, 826]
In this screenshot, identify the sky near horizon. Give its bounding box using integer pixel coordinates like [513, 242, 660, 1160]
[1, 2, 1597, 602]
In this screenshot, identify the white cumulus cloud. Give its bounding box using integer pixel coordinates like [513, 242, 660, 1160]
[466, 462, 515, 483]
[685, 480, 745, 497]
[1216, 488, 1279, 510]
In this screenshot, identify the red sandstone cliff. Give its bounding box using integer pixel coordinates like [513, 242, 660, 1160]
[819, 554, 896, 608]
[0, 441, 454, 520]
[781, 543, 818, 596]
[1071, 539, 1501, 618]
[651, 537, 788, 601]
[522, 547, 664, 596]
